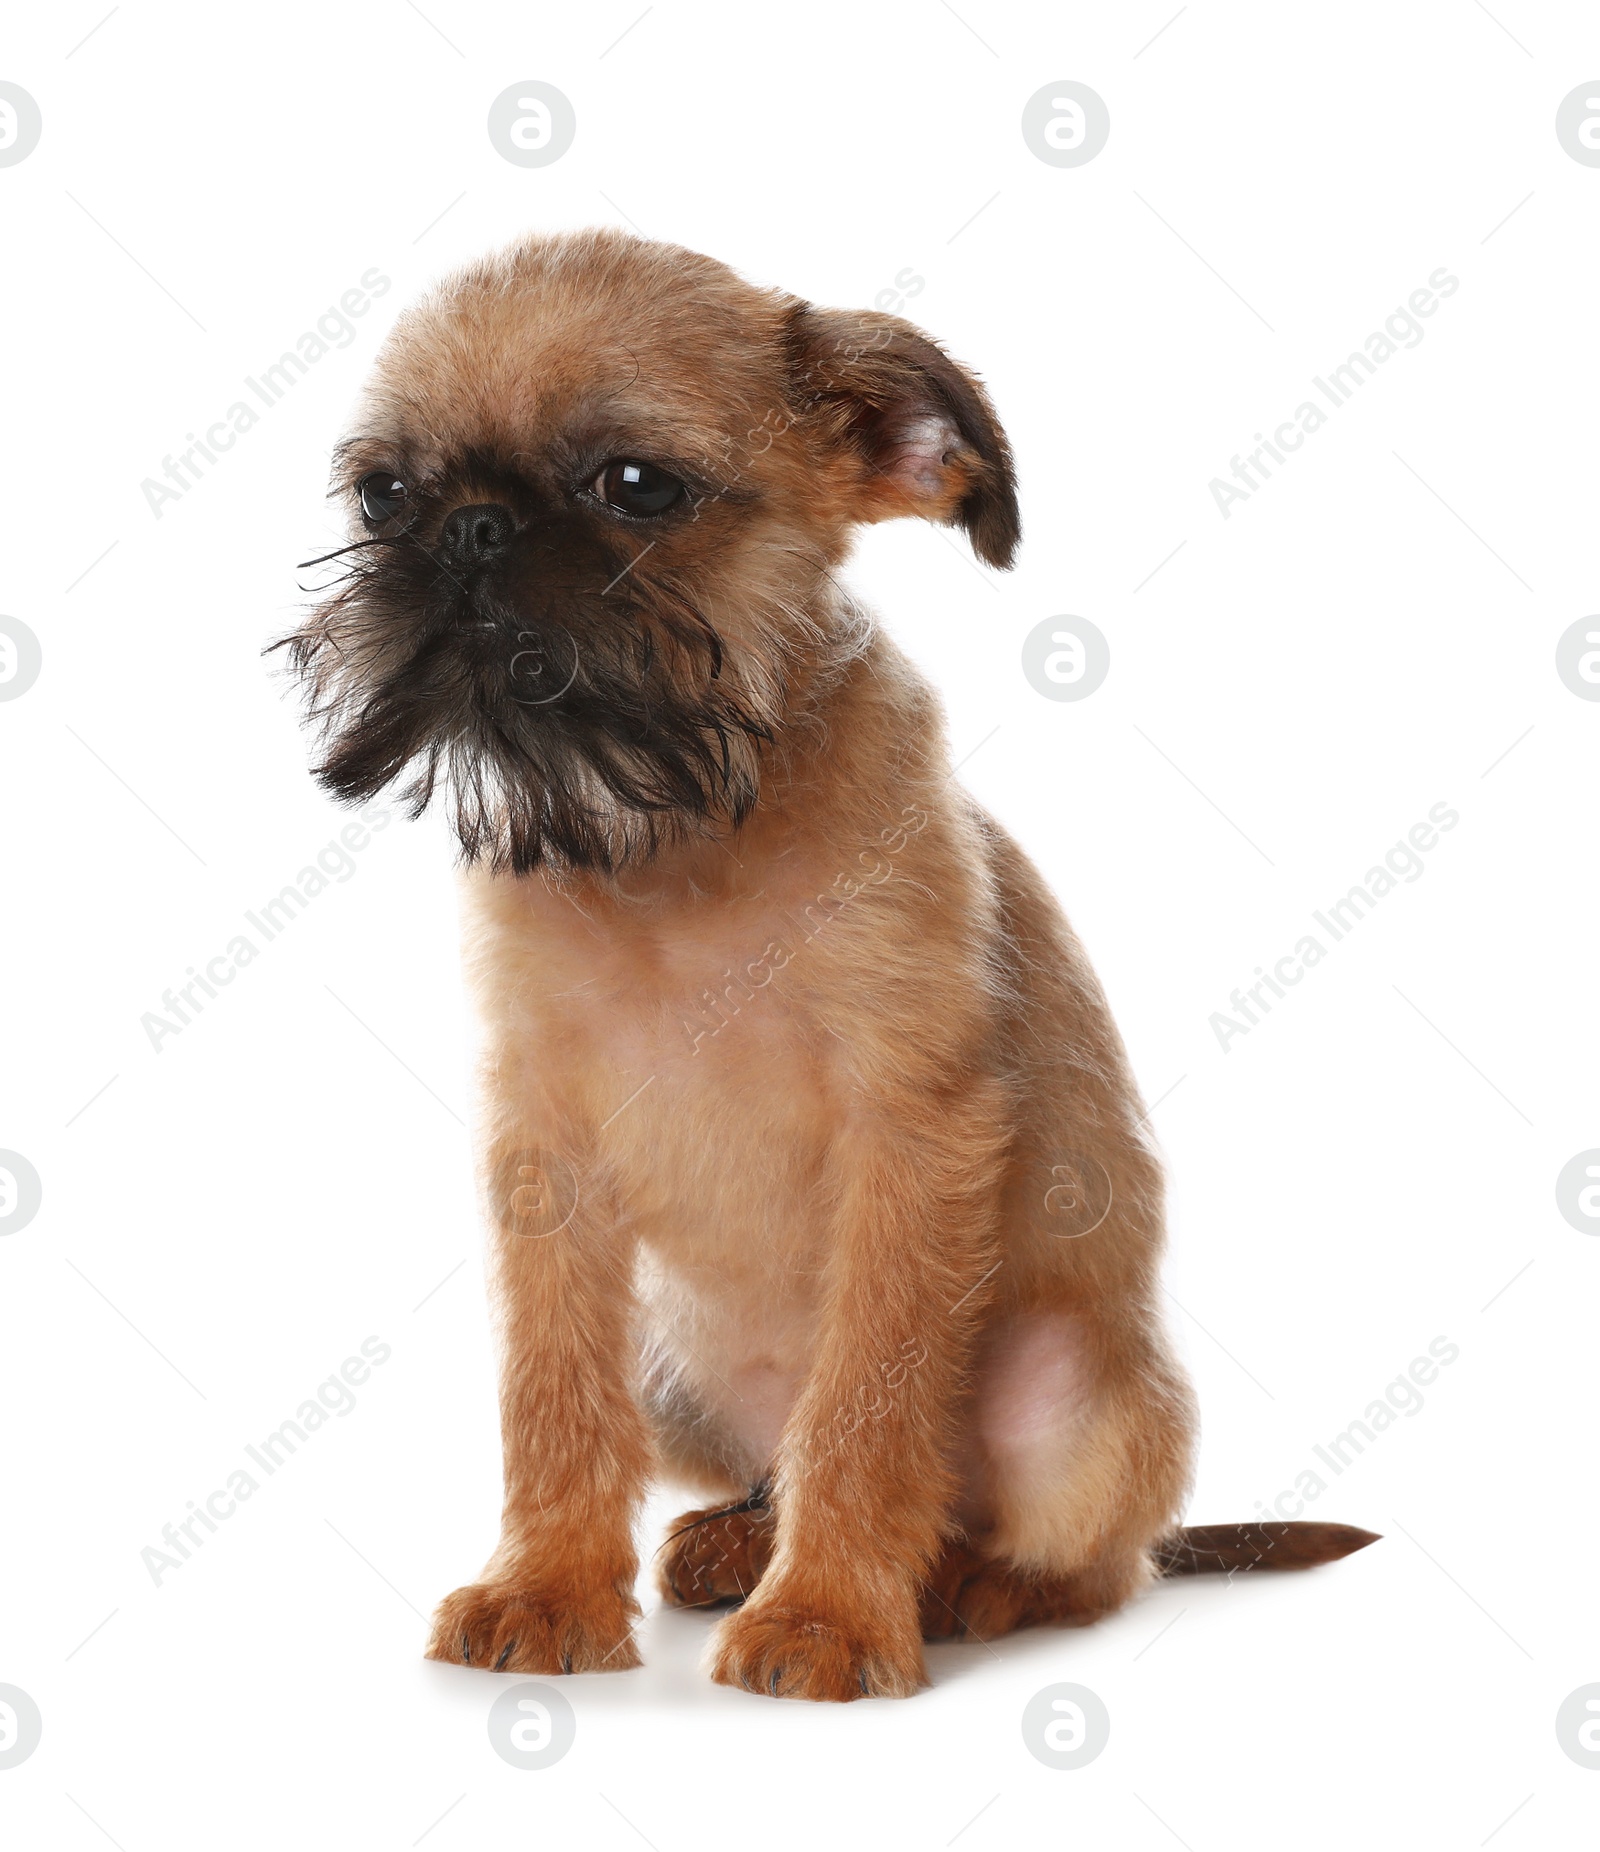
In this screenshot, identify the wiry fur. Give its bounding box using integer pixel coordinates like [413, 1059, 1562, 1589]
[279, 514, 775, 873]
[282, 228, 1376, 1702]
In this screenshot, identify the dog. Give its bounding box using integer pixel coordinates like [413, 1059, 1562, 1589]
[279, 229, 1376, 1701]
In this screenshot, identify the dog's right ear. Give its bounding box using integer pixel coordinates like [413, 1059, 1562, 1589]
[782, 303, 1020, 569]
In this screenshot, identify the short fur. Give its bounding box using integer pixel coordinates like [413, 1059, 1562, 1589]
[281, 230, 1376, 1701]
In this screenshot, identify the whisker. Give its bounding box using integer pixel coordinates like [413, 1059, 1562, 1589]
[295, 536, 407, 570]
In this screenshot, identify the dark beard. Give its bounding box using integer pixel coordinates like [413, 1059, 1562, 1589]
[272, 536, 773, 874]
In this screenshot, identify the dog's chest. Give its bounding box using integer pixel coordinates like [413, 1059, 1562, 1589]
[465, 868, 841, 1261]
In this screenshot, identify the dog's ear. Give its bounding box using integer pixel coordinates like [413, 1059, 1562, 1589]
[783, 304, 1020, 568]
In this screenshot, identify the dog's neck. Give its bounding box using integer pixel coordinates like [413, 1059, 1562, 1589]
[536, 601, 947, 916]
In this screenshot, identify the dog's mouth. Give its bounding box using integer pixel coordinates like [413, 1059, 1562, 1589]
[274, 530, 772, 876]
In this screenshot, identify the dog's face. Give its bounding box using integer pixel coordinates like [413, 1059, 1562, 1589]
[280, 230, 1018, 873]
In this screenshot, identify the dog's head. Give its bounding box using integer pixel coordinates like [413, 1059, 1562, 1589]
[278, 230, 1018, 873]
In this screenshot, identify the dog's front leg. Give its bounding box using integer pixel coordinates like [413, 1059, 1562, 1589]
[425, 1137, 650, 1675]
[709, 1096, 1001, 1700]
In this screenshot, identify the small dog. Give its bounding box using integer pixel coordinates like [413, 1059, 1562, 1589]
[281, 230, 1375, 1700]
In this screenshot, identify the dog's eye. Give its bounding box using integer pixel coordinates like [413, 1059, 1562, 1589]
[593, 460, 685, 517]
[358, 472, 408, 524]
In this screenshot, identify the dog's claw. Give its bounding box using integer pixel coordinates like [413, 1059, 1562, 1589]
[460, 1635, 471, 1665]
[859, 1670, 870, 1696]
[561, 1652, 573, 1675]
[494, 1642, 514, 1671]
[769, 1668, 783, 1695]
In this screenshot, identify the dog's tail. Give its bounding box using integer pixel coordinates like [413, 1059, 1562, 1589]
[1154, 1521, 1380, 1577]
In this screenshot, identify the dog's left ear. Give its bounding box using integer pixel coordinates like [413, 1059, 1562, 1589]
[783, 304, 1020, 569]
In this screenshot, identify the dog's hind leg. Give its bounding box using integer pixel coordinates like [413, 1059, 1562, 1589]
[919, 1540, 1109, 1639]
[925, 1311, 1378, 1642]
[952, 1309, 1196, 1626]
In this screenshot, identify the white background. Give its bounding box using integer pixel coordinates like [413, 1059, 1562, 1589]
[2, 2, 1596, 1846]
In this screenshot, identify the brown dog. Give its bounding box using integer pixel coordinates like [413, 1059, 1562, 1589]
[281, 229, 1375, 1701]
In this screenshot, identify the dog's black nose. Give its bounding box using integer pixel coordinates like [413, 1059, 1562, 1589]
[439, 503, 515, 564]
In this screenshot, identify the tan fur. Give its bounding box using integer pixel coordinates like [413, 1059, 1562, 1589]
[296, 230, 1369, 1702]
[445, 643, 1192, 1695]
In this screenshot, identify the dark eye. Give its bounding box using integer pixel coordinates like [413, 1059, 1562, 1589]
[593, 460, 685, 517]
[358, 472, 408, 524]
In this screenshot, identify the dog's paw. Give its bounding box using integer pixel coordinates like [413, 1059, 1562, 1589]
[708, 1595, 925, 1701]
[917, 1538, 1140, 1641]
[657, 1501, 775, 1608]
[425, 1581, 641, 1674]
